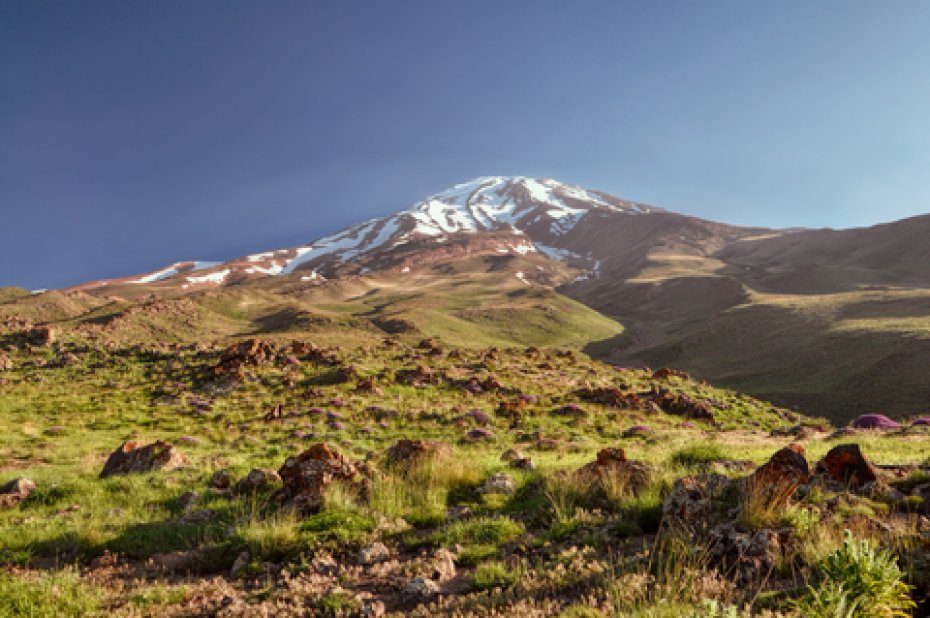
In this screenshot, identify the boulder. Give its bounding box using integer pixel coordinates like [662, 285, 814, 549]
[404, 576, 440, 597]
[0, 353, 12, 372]
[0, 477, 35, 508]
[277, 443, 360, 515]
[358, 542, 392, 565]
[745, 444, 809, 508]
[709, 523, 785, 584]
[816, 443, 878, 488]
[384, 439, 452, 467]
[234, 468, 282, 494]
[478, 472, 517, 495]
[500, 448, 525, 463]
[662, 473, 733, 528]
[578, 447, 650, 492]
[24, 325, 56, 346]
[99, 440, 190, 478]
[465, 427, 494, 441]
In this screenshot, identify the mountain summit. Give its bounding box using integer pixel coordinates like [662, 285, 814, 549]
[75, 176, 666, 290]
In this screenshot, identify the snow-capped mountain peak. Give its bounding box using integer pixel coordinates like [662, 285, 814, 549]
[74, 176, 656, 291]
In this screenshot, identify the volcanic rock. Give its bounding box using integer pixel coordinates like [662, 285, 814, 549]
[99, 440, 190, 478]
[384, 439, 452, 467]
[745, 444, 809, 509]
[816, 443, 878, 488]
[277, 443, 361, 515]
[234, 468, 282, 494]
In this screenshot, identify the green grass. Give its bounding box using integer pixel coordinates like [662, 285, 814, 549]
[0, 568, 102, 617]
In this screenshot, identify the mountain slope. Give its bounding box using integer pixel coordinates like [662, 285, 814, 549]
[10, 175, 930, 422]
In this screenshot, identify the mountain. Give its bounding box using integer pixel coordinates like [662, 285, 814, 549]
[72, 176, 751, 292]
[9, 175, 930, 423]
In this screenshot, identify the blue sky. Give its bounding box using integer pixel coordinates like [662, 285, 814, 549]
[3, 1, 930, 289]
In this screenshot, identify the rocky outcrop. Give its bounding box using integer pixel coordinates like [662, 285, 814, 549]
[745, 444, 809, 509]
[651, 390, 717, 423]
[277, 443, 361, 515]
[662, 473, 733, 529]
[816, 443, 878, 488]
[99, 440, 190, 478]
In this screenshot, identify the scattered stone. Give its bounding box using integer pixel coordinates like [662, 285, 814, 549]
[234, 468, 282, 494]
[653, 367, 690, 380]
[478, 472, 517, 495]
[277, 443, 361, 515]
[24, 325, 56, 346]
[149, 549, 203, 573]
[817, 444, 878, 488]
[662, 473, 733, 528]
[210, 470, 232, 490]
[511, 457, 536, 471]
[99, 440, 190, 478]
[578, 447, 651, 492]
[709, 524, 784, 584]
[0, 352, 12, 372]
[358, 542, 391, 565]
[623, 424, 653, 438]
[651, 390, 717, 423]
[447, 505, 474, 520]
[355, 376, 383, 395]
[462, 409, 491, 426]
[177, 491, 199, 510]
[230, 550, 251, 577]
[500, 448, 525, 463]
[554, 403, 587, 418]
[404, 575, 440, 597]
[430, 548, 457, 581]
[385, 439, 452, 466]
[0, 477, 35, 508]
[361, 599, 386, 617]
[465, 427, 494, 441]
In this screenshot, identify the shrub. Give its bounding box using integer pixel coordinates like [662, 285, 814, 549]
[793, 530, 914, 617]
[442, 516, 524, 546]
[472, 560, 519, 590]
[669, 443, 727, 468]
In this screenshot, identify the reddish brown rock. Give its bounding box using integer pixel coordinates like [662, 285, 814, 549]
[395, 365, 445, 387]
[816, 443, 878, 488]
[355, 376, 383, 395]
[576, 386, 639, 408]
[277, 443, 361, 515]
[384, 439, 452, 466]
[99, 440, 190, 478]
[746, 444, 810, 508]
[578, 447, 650, 492]
[24, 325, 56, 346]
[653, 367, 690, 380]
[651, 391, 716, 423]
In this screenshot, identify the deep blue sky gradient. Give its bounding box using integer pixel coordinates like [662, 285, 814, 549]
[3, 1, 930, 288]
